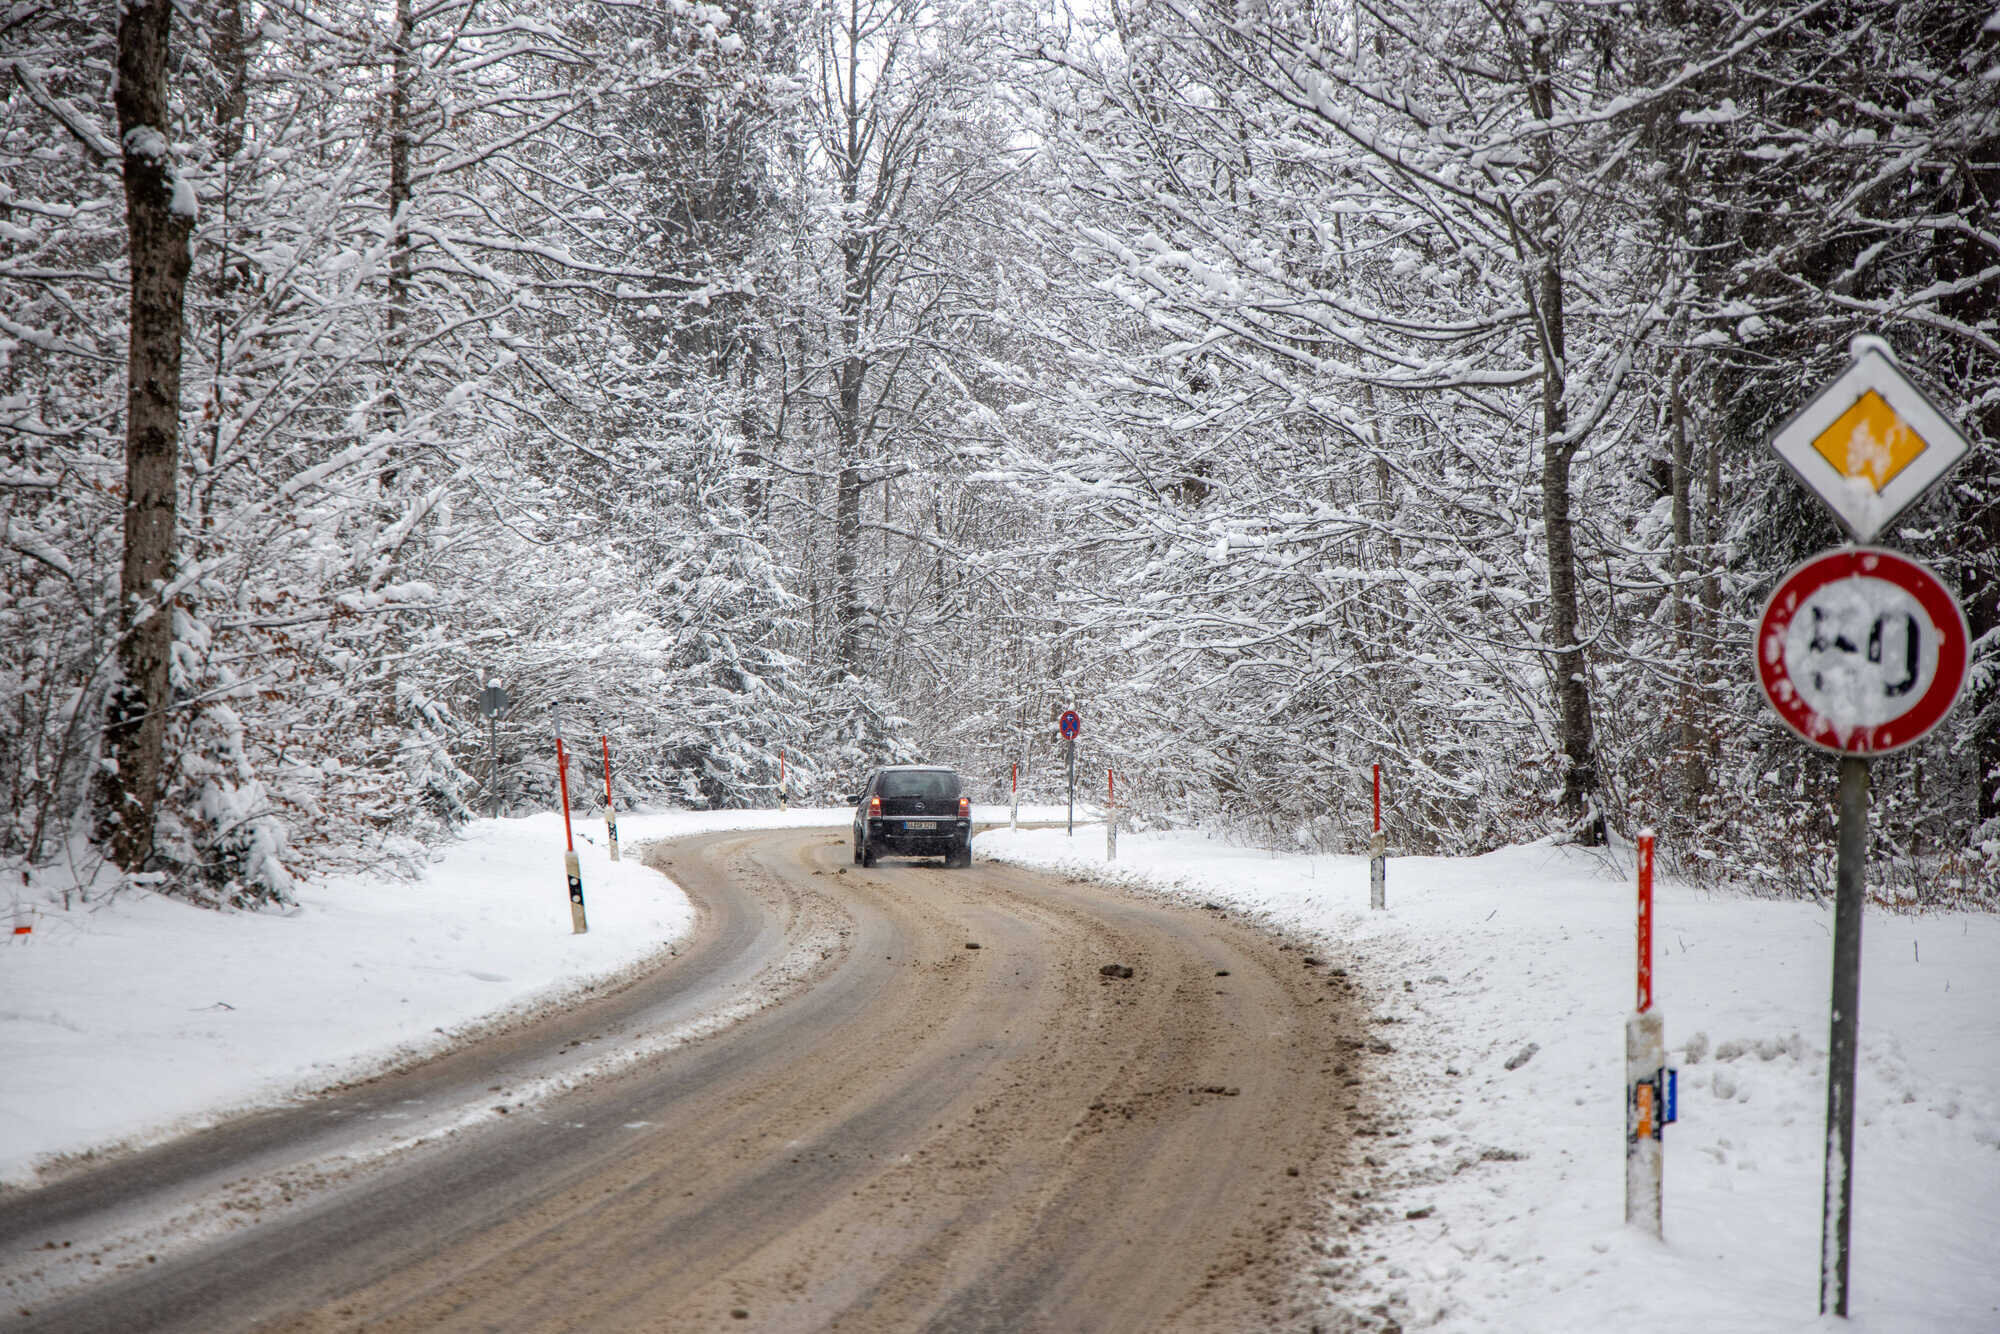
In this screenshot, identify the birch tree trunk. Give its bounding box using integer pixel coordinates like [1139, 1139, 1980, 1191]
[99, 0, 194, 871]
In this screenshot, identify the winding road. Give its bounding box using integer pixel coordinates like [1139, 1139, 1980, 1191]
[1, 827, 1366, 1332]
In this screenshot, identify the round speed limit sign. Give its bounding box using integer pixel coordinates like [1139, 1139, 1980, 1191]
[1755, 547, 1968, 754]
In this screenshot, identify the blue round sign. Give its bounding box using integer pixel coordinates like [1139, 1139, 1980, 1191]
[1059, 709, 1081, 740]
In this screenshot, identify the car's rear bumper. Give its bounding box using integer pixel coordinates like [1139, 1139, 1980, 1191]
[866, 818, 970, 855]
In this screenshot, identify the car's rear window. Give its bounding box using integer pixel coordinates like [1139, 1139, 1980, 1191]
[879, 770, 959, 800]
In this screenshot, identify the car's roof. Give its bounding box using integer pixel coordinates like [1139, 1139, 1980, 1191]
[876, 764, 956, 773]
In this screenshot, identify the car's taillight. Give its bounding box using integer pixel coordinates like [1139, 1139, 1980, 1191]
[958, 796, 970, 818]
[869, 795, 881, 817]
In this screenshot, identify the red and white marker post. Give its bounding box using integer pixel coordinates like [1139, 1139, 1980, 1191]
[1010, 761, 1019, 830]
[1626, 832, 1670, 1237]
[1369, 764, 1386, 910]
[555, 738, 587, 934]
[1106, 768, 1118, 862]
[600, 735, 619, 862]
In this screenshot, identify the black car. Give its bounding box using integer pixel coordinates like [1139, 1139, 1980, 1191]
[853, 765, 972, 868]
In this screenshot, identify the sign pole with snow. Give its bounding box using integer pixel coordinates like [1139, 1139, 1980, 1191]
[1369, 763, 1386, 910]
[1060, 710, 1082, 836]
[600, 735, 619, 863]
[1761, 336, 1972, 1319]
[477, 681, 508, 818]
[554, 738, 587, 935]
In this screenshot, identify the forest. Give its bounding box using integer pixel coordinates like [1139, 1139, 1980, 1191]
[3, 0, 1996, 908]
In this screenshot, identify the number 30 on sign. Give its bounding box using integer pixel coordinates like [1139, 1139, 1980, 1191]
[1755, 547, 1969, 755]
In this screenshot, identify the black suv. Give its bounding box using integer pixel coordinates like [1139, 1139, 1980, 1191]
[854, 765, 972, 868]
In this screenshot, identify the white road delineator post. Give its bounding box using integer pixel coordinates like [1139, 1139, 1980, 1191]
[600, 734, 619, 862]
[556, 737, 587, 935]
[1106, 767, 1117, 861]
[779, 747, 789, 811]
[1626, 831, 1674, 1236]
[1369, 763, 1386, 910]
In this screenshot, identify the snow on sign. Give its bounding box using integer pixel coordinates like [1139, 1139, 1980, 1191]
[1755, 548, 1969, 755]
[1766, 339, 1970, 542]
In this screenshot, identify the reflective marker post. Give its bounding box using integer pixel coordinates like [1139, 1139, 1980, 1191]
[1010, 761, 1019, 831]
[1369, 763, 1386, 910]
[1106, 768, 1117, 861]
[555, 738, 587, 934]
[601, 735, 619, 862]
[1626, 832, 1668, 1237]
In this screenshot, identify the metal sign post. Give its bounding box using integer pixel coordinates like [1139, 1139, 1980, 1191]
[476, 682, 508, 818]
[1760, 336, 1971, 1318]
[1059, 710, 1081, 837]
[1754, 546, 1971, 1314]
[1065, 739, 1075, 835]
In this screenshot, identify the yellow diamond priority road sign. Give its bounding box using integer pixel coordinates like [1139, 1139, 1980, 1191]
[1768, 337, 1970, 542]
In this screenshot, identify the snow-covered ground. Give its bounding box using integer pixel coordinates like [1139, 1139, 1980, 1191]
[978, 824, 2000, 1334]
[7, 810, 1997, 1332]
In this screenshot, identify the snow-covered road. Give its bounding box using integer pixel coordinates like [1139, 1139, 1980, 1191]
[6, 808, 1997, 1331]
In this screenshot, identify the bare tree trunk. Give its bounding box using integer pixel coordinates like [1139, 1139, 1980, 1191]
[198, 0, 249, 546]
[738, 338, 768, 519]
[834, 346, 865, 675]
[1669, 355, 1708, 803]
[382, 0, 414, 471]
[1536, 264, 1600, 843]
[99, 0, 194, 872]
[1525, 28, 1602, 845]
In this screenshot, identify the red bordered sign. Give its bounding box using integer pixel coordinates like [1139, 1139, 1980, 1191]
[1058, 709, 1081, 740]
[1755, 547, 1969, 755]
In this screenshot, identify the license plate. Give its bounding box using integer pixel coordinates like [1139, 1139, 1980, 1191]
[904, 820, 937, 831]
